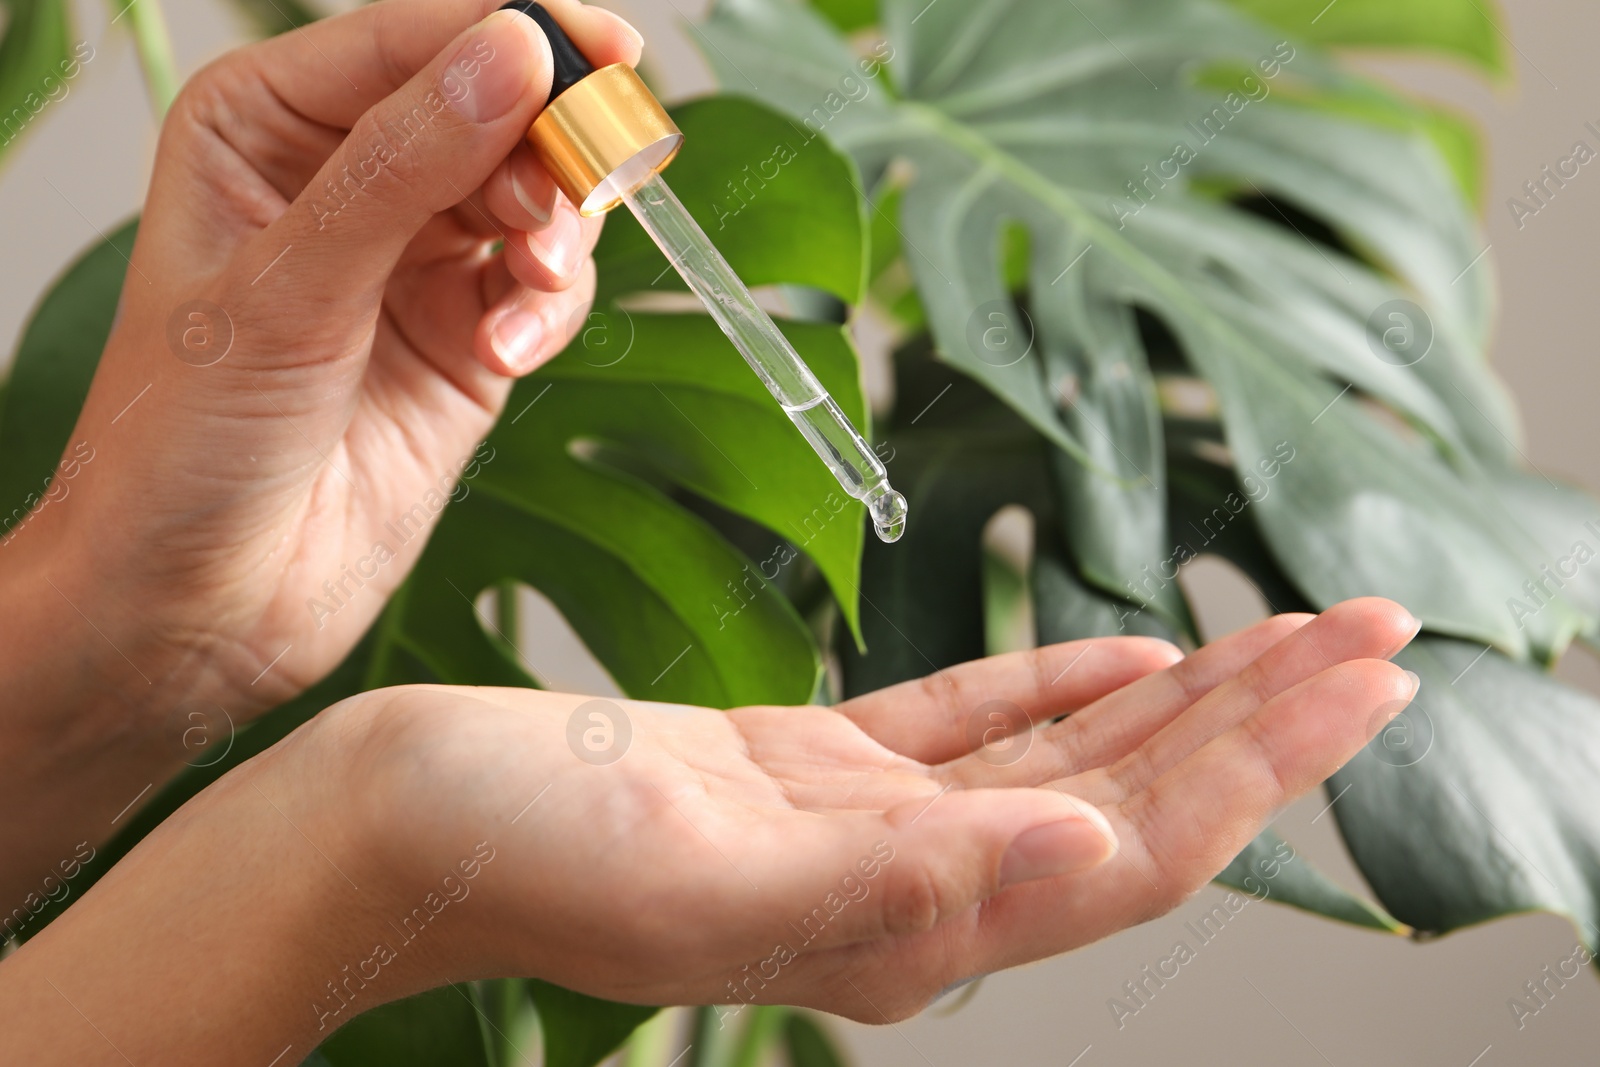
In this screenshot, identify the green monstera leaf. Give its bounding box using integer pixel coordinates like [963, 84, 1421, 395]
[1330, 638, 1600, 953]
[317, 984, 495, 1067]
[1229, 0, 1507, 73]
[0, 218, 134, 524]
[0, 94, 869, 1065]
[378, 95, 869, 709]
[704, 0, 1594, 665]
[1168, 433, 1600, 949]
[0, 0, 74, 169]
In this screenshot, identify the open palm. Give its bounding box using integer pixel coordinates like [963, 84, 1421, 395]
[338, 597, 1418, 1021]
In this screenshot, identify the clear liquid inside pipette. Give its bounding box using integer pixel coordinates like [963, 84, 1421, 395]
[619, 172, 908, 544]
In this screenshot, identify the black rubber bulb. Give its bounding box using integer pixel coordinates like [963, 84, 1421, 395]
[497, 1, 596, 101]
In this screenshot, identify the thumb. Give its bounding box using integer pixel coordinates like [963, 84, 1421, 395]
[255, 9, 553, 307]
[761, 788, 1118, 954]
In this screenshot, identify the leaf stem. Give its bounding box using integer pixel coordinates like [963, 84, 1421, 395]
[494, 580, 520, 651]
[467, 981, 500, 1067]
[490, 978, 531, 1067]
[728, 1005, 789, 1067]
[684, 1005, 737, 1067]
[622, 1008, 679, 1067]
[114, 0, 180, 116]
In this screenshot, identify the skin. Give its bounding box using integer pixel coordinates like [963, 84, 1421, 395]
[0, 0, 628, 904]
[0, 0, 1425, 1061]
[0, 600, 1420, 1063]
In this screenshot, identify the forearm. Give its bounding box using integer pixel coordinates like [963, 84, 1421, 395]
[0, 717, 446, 1065]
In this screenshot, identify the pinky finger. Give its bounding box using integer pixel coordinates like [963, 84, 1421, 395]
[475, 257, 596, 376]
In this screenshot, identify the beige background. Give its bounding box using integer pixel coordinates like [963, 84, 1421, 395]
[2, 0, 1597, 1063]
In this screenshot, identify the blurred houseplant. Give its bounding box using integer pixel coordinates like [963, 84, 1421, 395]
[5, 0, 1599, 1063]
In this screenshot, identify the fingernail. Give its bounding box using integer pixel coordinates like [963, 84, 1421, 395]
[999, 816, 1116, 889]
[445, 11, 536, 124]
[527, 203, 582, 279]
[490, 308, 544, 372]
[511, 168, 555, 226]
[1402, 669, 1421, 700]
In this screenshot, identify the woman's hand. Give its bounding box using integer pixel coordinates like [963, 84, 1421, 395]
[372, 599, 1417, 1019]
[0, 0, 635, 894]
[13, 0, 638, 722]
[0, 600, 1418, 1063]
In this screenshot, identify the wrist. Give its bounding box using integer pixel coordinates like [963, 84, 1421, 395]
[0, 712, 439, 1064]
[0, 457, 291, 911]
[0, 520, 175, 900]
[0, 474, 171, 741]
[309, 691, 517, 989]
[0, 446, 270, 735]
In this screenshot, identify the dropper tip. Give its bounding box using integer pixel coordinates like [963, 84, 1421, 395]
[868, 489, 909, 544]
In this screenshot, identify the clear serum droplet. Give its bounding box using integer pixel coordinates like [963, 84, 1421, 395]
[868, 489, 909, 544]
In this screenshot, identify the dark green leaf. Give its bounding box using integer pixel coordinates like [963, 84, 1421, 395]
[1158, 428, 1414, 932]
[1331, 638, 1600, 949]
[376, 98, 873, 707]
[595, 96, 866, 307]
[784, 1012, 849, 1067]
[1215, 827, 1402, 933]
[1033, 537, 1182, 645]
[808, 0, 878, 34]
[1487, 469, 1600, 631]
[1239, 70, 1487, 206]
[0, 217, 134, 527]
[1224, 0, 1507, 74]
[527, 981, 657, 1067]
[848, 372, 1398, 932]
[318, 985, 493, 1067]
[0, 0, 73, 169]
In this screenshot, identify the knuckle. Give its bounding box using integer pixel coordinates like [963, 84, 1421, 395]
[1025, 643, 1058, 703]
[1107, 745, 1154, 796]
[168, 57, 235, 128]
[369, 4, 415, 94]
[1235, 656, 1276, 707]
[1238, 711, 1291, 800]
[881, 863, 948, 937]
[351, 110, 422, 189]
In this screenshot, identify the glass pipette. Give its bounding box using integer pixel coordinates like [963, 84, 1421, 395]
[620, 173, 908, 543]
[507, 0, 909, 544]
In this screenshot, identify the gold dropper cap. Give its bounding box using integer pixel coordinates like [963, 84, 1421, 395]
[526, 63, 683, 217]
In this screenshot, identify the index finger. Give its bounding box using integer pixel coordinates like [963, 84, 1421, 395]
[832, 638, 1184, 766]
[247, 0, 643, 131]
